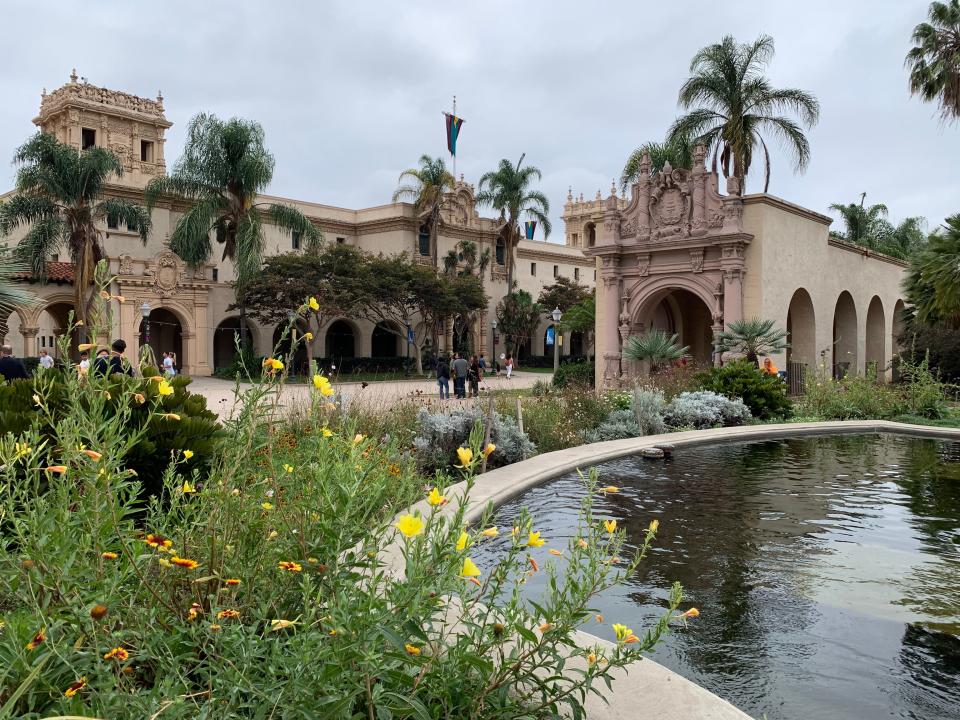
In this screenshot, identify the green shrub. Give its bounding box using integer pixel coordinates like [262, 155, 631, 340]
[696, 360, 793, 419]
[507, 390, 612, 453]
[583, 408, 641, 442]
[632, 386, 667, 435]
[644, 362, 707, 400]
[552, 361, 595, 388]
[0, 370, 689, 719]
[0, 369, 221, 498]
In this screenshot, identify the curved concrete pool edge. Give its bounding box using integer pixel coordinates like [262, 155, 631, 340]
[388, 421, 960, 720]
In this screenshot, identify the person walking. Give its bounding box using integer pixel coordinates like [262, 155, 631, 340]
[38, 349, 54, 371]
[452, 352, 469, 399]
[93, 339, 134, 377]
[505, 352, 514, 379]
[162, 351, 176, 377]
[0, 345, 29, 382]
[436, 355, 451, 400]
[468, 355, 482, 398]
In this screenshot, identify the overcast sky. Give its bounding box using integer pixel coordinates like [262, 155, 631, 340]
[1, 0, 956, 242]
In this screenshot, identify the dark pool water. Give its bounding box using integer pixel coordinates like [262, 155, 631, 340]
[472, 434, 960, 720]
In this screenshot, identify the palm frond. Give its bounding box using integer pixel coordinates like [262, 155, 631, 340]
[96, 198, 152, 244]
[168, 195, 222, 267]
[266, 203, 323, 250]
[0, 246, 36, 317]
[623, 329, 689, 370]
[13, 216, 67, 279]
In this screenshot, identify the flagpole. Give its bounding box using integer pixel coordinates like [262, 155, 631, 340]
[452, 95, 457, 181]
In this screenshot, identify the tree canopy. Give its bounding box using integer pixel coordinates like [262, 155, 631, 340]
[906, 0, 960, 123]
[495, 290, 542, 361]
[536, 277, 591, 315]
[904, 213, 960, 327]
[829, 194, 927, 260]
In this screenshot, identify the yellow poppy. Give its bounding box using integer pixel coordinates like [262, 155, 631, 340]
[682, 607, 700, 619]
[455, 531, 470, 552]
[183, 449, 194, 459]
[600, 485, 619, 494]
[181, 481, 195, 494]
[405, 643, 421, 655]
[321, 428, 333, 437]
[455, 447, 473, 468]
[483, 443, 496, 457]
[526, 531, 546, 548]
[427, 487, 447, 507]
[460, 557, 481, 578]
[648, 519, 659, 533]
[157, 379, 174, 396]
[395, 514, 424, 538]
[480, 526, 499, 538]
[604, 519, 617, 534]
[312, 374, 335, 396]
[261, 502, 274, 510]
[308, 297, 320, 311]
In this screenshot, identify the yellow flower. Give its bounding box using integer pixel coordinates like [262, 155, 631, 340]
[270, 619, 298, 631]
[183, 449, 194, 459]
[648, 519, 659, 533]
[32, 393, 43, 407]
[578, 538, 589, 549]
[157, 379, 174, 396]
[158, 557, 173, 568]
[77, 343, 96, 351]
[526, 531, 546, 548]
[13, 442, 31, 460]
[308, 296, 320, 311]
[187, 603, 203, 621]
[283, 463, 294, 473]
[600, 485, 619, 494]
[181, 481, 195, 494]
[304, 332, 314, 341]
[278, 560, 303, 572]
[460, 557, 481, 578]
[171, 556, 199, 570]
[405, 643, 422, 655]
[396, 514, 424, 538]
[103, 646, 129, 662]
[480, 526, 499, 538]
[26, 628, 45, 650]
[321, 428, 333, 438]
[456, 531, 470, 552]
[539, 622, 553, 632]
[162, 413, 181, 421]
[483, 443, 496, 457]
[353, 433, 365, 444]
[209, 623, 222, 632]
[604, 519, 617, 534]
[145, 533, 173, 550]
[612, 623, 632, 642]
[682, 607, 700, 619]
[427, 487, 447, 507]
[261, 502, 274, 510]
[64, 677, 87, 697]
[312, 374, 335, 396]
[216, 609, 240, 620]
[587, 652, 597, 666]
[263, 357, 284, 372]
[455, 447, 473, 468]
[101, 551, 119, 560]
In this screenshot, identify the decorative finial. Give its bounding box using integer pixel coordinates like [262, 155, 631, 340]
[70, 68, 78, 83]
[460, 173, 464, 183]
[639, 152, 651, 176]
[41, 87, 46, 96]
[157, 90, 163, 103]
[579, 192, 584, 202]
[610, 179, 617, 196]
[567, 186, 573, 201]
[595, 189, 602, 201]
[693, 143, 707, 166]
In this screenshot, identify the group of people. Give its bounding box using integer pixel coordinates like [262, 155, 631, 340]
[434, 351, 514, 400]
[0, 339, 178, 383]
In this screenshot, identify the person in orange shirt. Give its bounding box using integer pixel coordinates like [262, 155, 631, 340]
[761, 357, 779, 375]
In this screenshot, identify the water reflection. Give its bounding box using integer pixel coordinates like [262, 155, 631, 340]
[472, 433, 960, 720]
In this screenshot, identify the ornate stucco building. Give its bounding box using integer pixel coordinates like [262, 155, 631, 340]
[1, 75, 593, 375]
[568, 147, 909, 389]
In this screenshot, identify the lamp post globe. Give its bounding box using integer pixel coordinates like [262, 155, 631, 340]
[551, 306, 562, 371]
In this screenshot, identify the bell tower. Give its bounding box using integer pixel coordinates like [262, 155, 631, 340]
[33, 69, 172, 189]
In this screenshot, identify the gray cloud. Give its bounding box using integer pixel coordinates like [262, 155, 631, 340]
[1, 0, 957, 238]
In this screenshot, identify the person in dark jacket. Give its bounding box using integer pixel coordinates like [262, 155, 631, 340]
[0, 345, 29, 382]
[451, 353, 469, 399]
[468, 355, 482, 398]
[436, 356, 451, 400]
[93, 339, 134, 377]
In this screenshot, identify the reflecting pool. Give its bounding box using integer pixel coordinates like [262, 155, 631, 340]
[472, 434, 960, 719]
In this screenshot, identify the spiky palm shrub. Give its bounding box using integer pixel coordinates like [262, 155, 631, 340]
[905, 214, 960, 326]
[476, 155, 551, 290]
[0, 133, 151, 334]
[145, 114, 321, 344]
[906, 0, 960, 123]
[715, 317, 788, 364]
[622, 329, 689, 373]
[0, 246, 35, 320]
[668, 35, 820, 192]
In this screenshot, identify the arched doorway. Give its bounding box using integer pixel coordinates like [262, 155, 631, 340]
[273, 321, 309, 376]
[640, 288, 714, 365]
[832, 291, 858, 378]
[786, 288, 816, 392]
[865, 296, 886, 379]
[140, 308, 183, 372]
[213, 317, 245, 370]
[371, 322, 400, 357]
[570, 330, 584, 358]
[326, 320, 356, 361]
[892, 299, 906, 381]
[585, 223, 596, 248]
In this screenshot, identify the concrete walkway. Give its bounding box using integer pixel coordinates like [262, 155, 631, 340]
[188, 371, 551, 420]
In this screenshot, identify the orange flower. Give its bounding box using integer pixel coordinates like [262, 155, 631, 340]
[224, 578, 241, 586]
[187, 603, 203, 622]
[587, 652, 597, 666]
[144, 533, 173, 550]
[528, 556, 539, 573]
[216, 609, 240, 620]
[133, 393, 146, 404]
[278, 561, 302, 572]
[45, 465, 67, 474]
[539, 622, 553, 632]
[548, 549, 563, 557]
[90, 603, 109, 621]
[595, 614, 604, 623]
[103, 646, 129, 662]
[64, 677, 87, 697]
[682, 607, 700, 619]
[26, 628, 45, 650]
[170, 556, 199, 570]
[101, 551, 119, 560]
[81, 449, 103, 461]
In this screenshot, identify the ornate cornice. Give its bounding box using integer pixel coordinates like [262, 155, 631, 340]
[35, 79, 170, 128]
[827, 237, 910, 268]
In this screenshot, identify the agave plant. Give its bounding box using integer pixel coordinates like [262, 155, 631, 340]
[622, 329, 689, 372]
[715, 317, 788, 363]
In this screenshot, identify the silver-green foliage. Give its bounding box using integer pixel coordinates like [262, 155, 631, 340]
[663, 390, 752, 429]
[583, 409, 642, 443]
[413, 407, 535, 472]
[632, 386, 668, 435]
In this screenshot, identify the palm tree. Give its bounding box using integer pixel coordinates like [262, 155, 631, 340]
[906, 0, 960, 123]
[0, 246, 36, 321]
[563, 295, 596, 361]
[392, 155, 457, 269]
[905, 214, 960, 326]
[145, 114, 320, 343]
[0, 133, 151, 334]
[668, 35, 820, 192]
[476, 155, 551, 290]
[623, 329, 689, 373]
[620, 134, 694, 192]
[828, 194, 890, 249]
[878, 216, 928, 258]
[715, 318, 788, 364]
[443, 240, 491, 277]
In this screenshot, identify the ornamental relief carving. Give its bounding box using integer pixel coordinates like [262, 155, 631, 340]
[148, 252, 183, 298]
[690, 249, 704, 273]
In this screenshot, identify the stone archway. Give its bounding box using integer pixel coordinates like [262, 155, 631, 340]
[865, 296, 885, 378]
[372, 321, 400, 357]
[891, 299, 906, 380]
[213, 317, 245, 371]
[786, 288, 816, 393]
[326, 320, 357, 361]
[637, 288, 715, 365]
[832, 291, 858, 378]
[139, 308, 183, 371]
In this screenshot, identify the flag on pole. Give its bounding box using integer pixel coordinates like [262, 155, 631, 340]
[444, 113, 464, 157]
[524, 220, 537, 240]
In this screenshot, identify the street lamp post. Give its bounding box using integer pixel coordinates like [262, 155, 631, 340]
[551, 306, 562, 372]
[491, 318, 497, 360]
[139, 301, 152, 347]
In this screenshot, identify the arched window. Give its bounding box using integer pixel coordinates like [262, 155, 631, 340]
[586, 223, 596, 248]
[495, 237, 505, 265]
[418, 226, 431, 256]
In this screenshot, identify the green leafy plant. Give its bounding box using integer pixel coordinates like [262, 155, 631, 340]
[905, 0, 960, 123]
[715, 318, 788, 364]
[623, 329, 689, 372]
[552, 361, 595, 388]
[696, 360, 793, 419]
